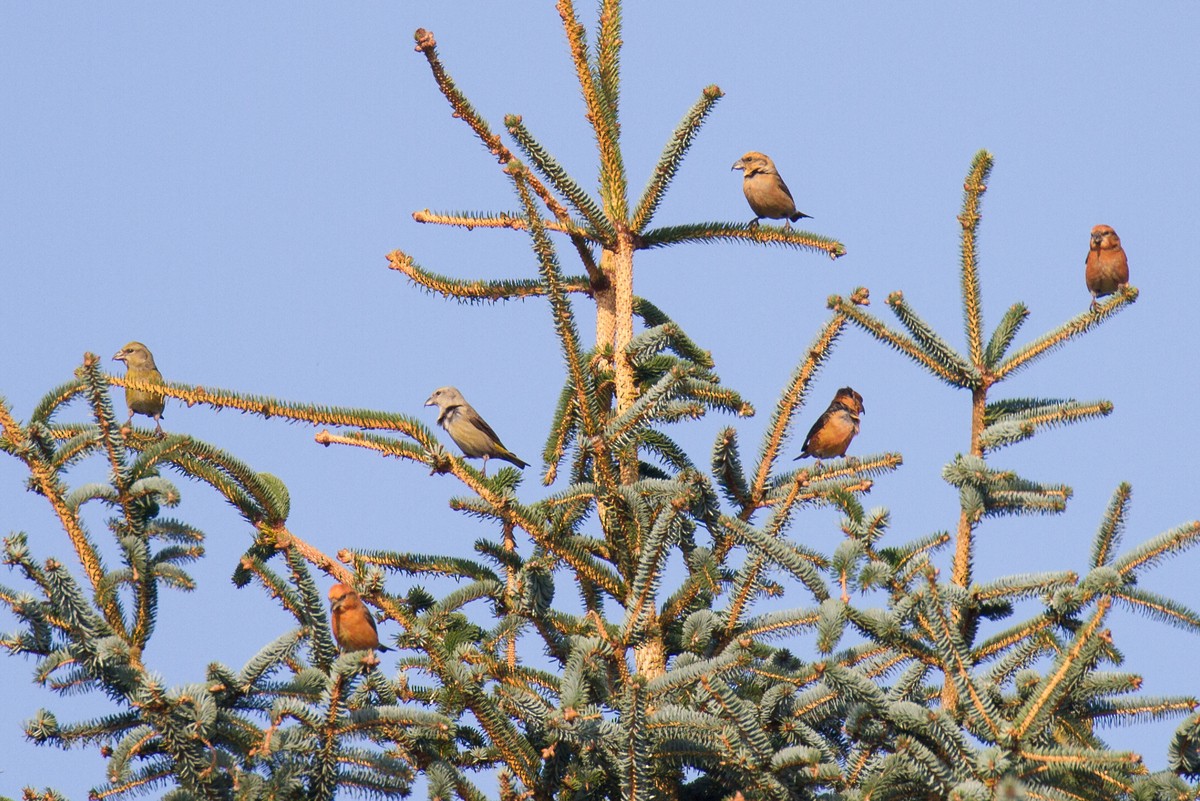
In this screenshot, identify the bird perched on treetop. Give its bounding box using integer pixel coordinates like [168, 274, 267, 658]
[1085, 225, 1129, 311]
[795, 387, 864, 461]
[425, 386, 528, 476]
[731, 151, 812, 229]
[112, 341, 166, 436]
[328, 583, 392, 656]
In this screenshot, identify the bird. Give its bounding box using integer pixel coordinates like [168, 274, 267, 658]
[731, 151, 812, 229]
[1085, 224, 1129, 311]
[795, 387, 864, 461]
[328, 582, 392, 656]
[112, 341, 166, 435]
[425, 386, 528, 476]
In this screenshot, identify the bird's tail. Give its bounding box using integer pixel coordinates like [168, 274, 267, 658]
[500, 449, 529, 469]
[789, 211, 813, 222]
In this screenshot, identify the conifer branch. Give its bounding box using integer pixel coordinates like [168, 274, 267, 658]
[639, 221, 846, 258]
[980, 399, 1114, 453]
[830, 295, 970, 386]
[992, 288, 1138, 380]
[111, 372, 439, 447]
[510, 165, 619, 502]
[0, 397, 121, 637]
[1112, 587, 1200, 633]
[921, 579, 1004, 738]
[983, 302, 1030, 368]
[28, 379, 88, 428]
[505, 116, 615, 241]
[1091, 483, 1131, 568]
[387, 248, 592, 302]
[886, 291, 981, 386]
[412, 208, 593, 238]
[1112, 520, 1200, 579]
[748, 312, 846, 513]
[556, 0, 626, 221]
[412, 28, 567, 220]
[958, 150, 992, 367]
[631, 85, 723, 232]
[596, 0, 622, 113]
[1012, 597, 1112, 740]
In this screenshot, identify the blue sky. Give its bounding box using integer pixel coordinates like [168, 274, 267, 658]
[2, 4, 1199, 797]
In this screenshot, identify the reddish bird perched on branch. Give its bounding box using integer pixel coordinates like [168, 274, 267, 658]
[732, 151, 812, 229]
[1085, 225, 1129, 311]
[328, 583, 391, 656]
[795, 387, 864, 461]
[112, 341, 166, 436]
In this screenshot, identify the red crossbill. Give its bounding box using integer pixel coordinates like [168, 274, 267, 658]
[731, 151, 811, 229]
[795, 387, 864, 460]
[112, 341, 166, 435]
[1085, 225, 1129, 310]
[425, 386, 528, 476]
[328, 583, 392, 655]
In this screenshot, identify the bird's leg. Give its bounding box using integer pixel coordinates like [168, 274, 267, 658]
[1090, 295, 1099, 312]
[481, 455, 489, 477]
[748, 218, 761, 229]
[784, 220, 793, 231]
[154, 416, 164, 437]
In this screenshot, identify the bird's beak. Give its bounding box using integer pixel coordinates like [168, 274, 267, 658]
[112, 351, 125, 362]
[424, 396, 436, 407]
[1091, 234, 1103, 247]
[731, 159, 745, 171]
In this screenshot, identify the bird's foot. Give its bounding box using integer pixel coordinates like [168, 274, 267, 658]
[748, 218, 761, 229]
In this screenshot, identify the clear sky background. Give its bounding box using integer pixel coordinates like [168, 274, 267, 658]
[2, 4, 1199, 798]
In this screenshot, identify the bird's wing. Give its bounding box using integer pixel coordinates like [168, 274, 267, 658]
[464, 406, 504, 445]
[801, 407, 835, 453]
[775, 174, 796, 203]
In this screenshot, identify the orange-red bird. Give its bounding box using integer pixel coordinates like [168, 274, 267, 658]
[795, 387, 864, 461]
[328, 583, 391, 654]
[1085, 225, 1129, 310]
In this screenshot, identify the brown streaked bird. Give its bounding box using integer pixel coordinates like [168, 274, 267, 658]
[328, 583, 392, 655]
[425, 386, 528, 477]
[795, 387, 864, 461]
[731, 151, 812, 229]
[1085, 225, 1129, 310]
[112, 341, 166, 436]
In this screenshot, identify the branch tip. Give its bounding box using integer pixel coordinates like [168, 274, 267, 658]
[413, 28, 436, 51]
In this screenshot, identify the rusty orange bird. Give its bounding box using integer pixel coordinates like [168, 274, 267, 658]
[1085, 224, 1129, 310]
[328, 583, 392, 655]
[731, 151, 812, 229]
[795, 387, 864, 461]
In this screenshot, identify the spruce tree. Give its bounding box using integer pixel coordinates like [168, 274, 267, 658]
[2, 4, 1199, 801]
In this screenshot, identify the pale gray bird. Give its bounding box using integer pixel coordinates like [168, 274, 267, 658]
[424, 386, 528, 476]
[731, 151, 812, 229]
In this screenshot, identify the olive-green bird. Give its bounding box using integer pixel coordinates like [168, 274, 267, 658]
[425, 386, 528, 476]
[112, 341, 166, 435]
[732, 151, 812, 229]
